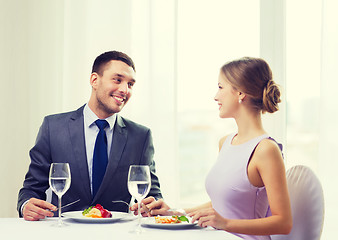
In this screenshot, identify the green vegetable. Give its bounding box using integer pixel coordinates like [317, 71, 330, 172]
[82, 206, 93, 216]
[173, 215, 189, 223]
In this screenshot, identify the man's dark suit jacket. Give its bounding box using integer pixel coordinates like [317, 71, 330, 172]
[17, 105, 162, 216]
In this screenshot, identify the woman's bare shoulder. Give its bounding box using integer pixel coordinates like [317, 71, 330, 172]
[254, 138, 284, 166]
[218, 135, 229, 151]
[256, 138, 281, 154]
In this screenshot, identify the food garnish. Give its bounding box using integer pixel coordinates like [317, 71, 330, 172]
[82, 204, 112, 218]
[155, 215, 189, 224]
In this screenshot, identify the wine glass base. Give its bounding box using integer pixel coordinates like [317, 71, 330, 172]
[50, 219, 69, 227]
[128, 221, 146, 234]
[128, 228, 146, 234]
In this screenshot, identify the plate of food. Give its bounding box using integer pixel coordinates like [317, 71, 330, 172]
[141, 216, 197, 229]
[62, 204, 132, 223]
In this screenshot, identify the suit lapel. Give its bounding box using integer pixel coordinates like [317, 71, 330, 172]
[93, 115, 127, 201]
[69, 106, 92, 202]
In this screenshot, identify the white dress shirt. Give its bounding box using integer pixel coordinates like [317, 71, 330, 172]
[83, 104, 117, 194]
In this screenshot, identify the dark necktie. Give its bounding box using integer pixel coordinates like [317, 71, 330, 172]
[92, 119, 109, 197]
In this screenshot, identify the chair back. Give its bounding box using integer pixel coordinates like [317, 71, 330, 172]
[271, 165, 324, 240]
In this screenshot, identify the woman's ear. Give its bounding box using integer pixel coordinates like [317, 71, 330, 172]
[238, 91, 246, 102]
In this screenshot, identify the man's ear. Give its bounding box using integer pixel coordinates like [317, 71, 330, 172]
[90, 73, 99, 89]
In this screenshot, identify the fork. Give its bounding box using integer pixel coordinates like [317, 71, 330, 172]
[111, 200, 130, 207]
[52, 199, 80, 211]
[111, 200, 133, 213]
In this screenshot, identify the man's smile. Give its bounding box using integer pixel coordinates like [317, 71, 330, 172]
[112, 95, 126, 105]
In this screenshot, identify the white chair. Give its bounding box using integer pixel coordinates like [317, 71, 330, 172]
[271, 165, 324, 240]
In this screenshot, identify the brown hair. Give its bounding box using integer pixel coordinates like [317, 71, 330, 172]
[221, 57, 281, 113]
[92, 50, 135, 75]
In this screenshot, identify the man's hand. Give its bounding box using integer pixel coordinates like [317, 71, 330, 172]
[130, 197, 171, 217]
[130, 196, 156, 217]
[23, 198, 57, 221]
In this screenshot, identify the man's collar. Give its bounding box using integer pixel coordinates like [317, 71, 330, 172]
[84, 104, 117, 130]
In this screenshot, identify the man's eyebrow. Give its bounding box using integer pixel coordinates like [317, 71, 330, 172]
[115, 73, 125, 78]
[115, 73, 136, 83]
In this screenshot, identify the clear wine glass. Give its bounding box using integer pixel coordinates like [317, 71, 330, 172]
[127, 165, 151, 233]
[49, 163, 71, 227]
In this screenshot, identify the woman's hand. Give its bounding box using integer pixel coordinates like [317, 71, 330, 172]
[190, 207, 228, 230]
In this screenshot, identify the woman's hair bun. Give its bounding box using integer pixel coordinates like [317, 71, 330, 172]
[262, 80, 281, 113]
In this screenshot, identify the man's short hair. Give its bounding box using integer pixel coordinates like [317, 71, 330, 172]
[92, 51, 135, 75]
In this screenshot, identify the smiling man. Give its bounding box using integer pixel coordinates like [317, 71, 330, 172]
[17, 51, 162, 221]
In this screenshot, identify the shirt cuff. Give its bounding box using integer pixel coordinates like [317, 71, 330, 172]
[20, 200, 29, 217]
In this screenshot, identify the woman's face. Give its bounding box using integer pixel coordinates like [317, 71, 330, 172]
[214, 72, 240, 118]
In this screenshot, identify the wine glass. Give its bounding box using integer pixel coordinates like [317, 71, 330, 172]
[49, 163, 71, 227]
[127, 165, 151, 233]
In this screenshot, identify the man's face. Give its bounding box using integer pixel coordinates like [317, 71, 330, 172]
[90, 60, 136, 118]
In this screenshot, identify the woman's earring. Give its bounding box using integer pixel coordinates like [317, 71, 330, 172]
[239, 99, 242, 104]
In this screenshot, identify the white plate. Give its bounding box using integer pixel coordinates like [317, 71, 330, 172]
[141, 217, 197, 229]
[62, 211, 132, 223]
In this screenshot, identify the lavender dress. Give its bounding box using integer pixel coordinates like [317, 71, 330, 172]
[205, 133, 282, 240]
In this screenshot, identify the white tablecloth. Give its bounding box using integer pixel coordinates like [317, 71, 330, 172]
[1, 217, 242, 240]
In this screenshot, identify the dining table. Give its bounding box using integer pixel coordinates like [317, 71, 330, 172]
[1, 214, 243, 240]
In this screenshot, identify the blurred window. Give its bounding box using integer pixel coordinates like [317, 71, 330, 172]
[176, 0, 260, 205]
[285, 0, 321, 172]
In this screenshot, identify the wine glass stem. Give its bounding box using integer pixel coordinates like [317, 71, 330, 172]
[137, 201, 141, 229]
[58, 195, 62, 226]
